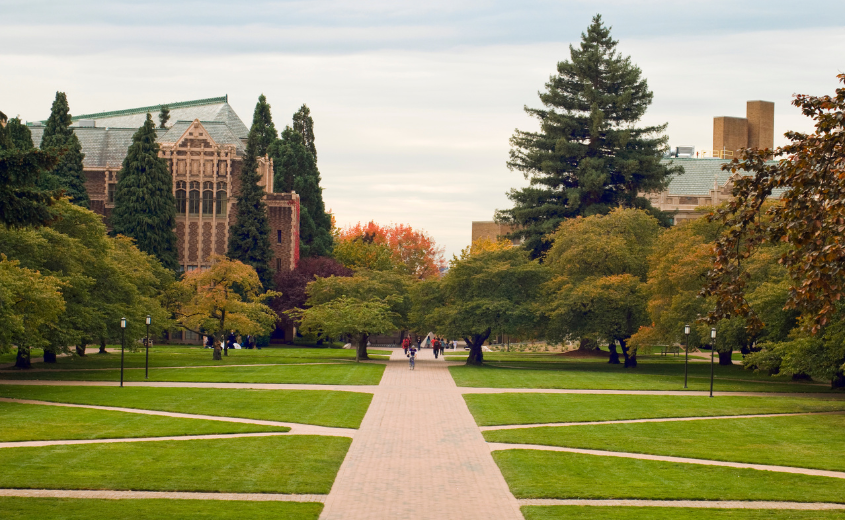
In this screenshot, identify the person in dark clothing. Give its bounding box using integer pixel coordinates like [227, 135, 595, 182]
[433, 337, 441, 359]
[226, 331, 236, 356]
[205, 335, 214, 349]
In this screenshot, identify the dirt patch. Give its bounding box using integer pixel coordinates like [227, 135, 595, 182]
[555, 349, 609, 359]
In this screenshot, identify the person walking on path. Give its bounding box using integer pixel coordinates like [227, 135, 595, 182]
[408, 344, 417, 370]
[433, 337, 441, 359]
[402, 337, 410, 355]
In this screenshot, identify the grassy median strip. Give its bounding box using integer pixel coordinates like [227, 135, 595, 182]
[485, 414, 845, 472]
[0, 363, 385, 385]
[466, 394, 845, 426]
[521, 506, 845, 520]
[0, 435, 349, 494]
[0, 402, 288, 442]
[0, 497, 323, 520]
[450, 362, 830, 392]
[0, 386, 372, 429]
[494, 450, 845, 502]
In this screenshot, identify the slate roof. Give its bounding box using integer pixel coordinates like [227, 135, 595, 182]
[660, 158, 784, 197]
[158, 120, 246, 155]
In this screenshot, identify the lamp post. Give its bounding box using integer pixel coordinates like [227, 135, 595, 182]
[683, 324, 691, 389]
[120, 317, 126, 388]
[145, 315, 151, 380]
[709, 327, 717, 398]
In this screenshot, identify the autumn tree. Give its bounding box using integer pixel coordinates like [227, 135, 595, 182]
[496, 15, 677, 258]
[703, 74, 845, 385]
[172, 256, 278, 359]
[336, 221, 445, 278]
[271, 256, 353, 336]
[416, 247, 549, 365]
[39, 92, 89, 208]
[544, 208, 661, 367]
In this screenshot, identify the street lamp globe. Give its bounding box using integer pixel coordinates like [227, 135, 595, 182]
[120, 317, 126, 329]
[710, 327, 717, 340]
[146, 315, 151, 325]
[684, 324, 690, 335]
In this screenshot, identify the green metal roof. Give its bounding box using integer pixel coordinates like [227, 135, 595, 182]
[69, 95, 228, 122]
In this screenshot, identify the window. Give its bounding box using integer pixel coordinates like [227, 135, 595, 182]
[175, 181, 187, 214]
[276, 258, 282, 271]
[107, 183, 116, 203]
[202, 182, 214, 215]
[277, 230, 282, 244]
[216, 191, 227, 215]
[188, 181, 200, 214]
[187, 265, 197, 272]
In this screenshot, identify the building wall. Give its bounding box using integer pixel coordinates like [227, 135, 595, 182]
[713, 116, 748, 159]
[747, 100, 775, 150]
[471, 221, 521, 244]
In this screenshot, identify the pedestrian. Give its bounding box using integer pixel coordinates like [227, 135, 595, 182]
[205, 334, 214, 349]
[402, 336, 410, 355]
[226, 330, 236, 356]
[408, 343, 417, 370]
[433, 337, 441, 359]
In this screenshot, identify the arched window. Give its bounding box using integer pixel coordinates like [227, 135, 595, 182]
[188, 181, 200, 215]
[216, 190, 227, 216]
[175, 181, 187, 214]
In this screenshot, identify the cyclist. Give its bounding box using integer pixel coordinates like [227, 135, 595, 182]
[408, 344, 417, 370]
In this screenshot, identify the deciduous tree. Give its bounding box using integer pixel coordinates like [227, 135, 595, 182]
[271, 256, 353, 334]
[337, 221, 445, 278]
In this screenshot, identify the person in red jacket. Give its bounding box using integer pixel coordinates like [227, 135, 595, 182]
[402, 337, 410, 355]
[433, 337, 441, 359]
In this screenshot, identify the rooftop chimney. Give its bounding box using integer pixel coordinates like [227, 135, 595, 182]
[713, 100, 774, 158]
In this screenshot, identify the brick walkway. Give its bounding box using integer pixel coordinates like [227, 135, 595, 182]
[319, 349, 523, 520]
[518, 499, 845, 509]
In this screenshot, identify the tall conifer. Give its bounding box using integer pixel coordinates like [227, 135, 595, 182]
[293, 104, 317, 162]
[497, 15, 678, 258]
[110, 114, 178, 272]
[227, 96, 275, 288]
[39, 92, 89, 208]
[158, 105, 170, 129]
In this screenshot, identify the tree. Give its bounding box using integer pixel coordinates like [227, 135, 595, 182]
[0, 114, 61, 228]
[336, 221, 445, 279]
[110, 114, 179, 272]
[544, 208, 661, 367]
[417, 247, 549, 365]
[496, 15, 677, 258]
[172, 255, 278, 360]
[301, 269, 411, 359]
[158, 105, 170, 129]
[227, 96, 275, 288]
[292, 104, 317, 161]
[0, 255, 65, 369]
[39, 92, 89, 208]
[271, 256, 353, 335]
[333, 234, 398, 272]
[703, 74, 845, 384]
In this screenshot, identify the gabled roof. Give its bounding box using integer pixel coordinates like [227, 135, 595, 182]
[158, 120, 245, 155]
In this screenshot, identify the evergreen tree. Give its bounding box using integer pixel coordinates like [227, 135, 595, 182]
[497, 15, 678, 259]
[158, 105, 170, 129]
[110, 114, 179, 272]
[0, 114, 60, 228]
[293, 104, 317, 162]
[39, 92, 90, 208]
[227, 97, 275, 288]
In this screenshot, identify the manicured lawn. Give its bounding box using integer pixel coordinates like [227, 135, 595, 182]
[0, 401, 288, 442]
[0, 363, 385, 385]
[0, 435, 349, 494]
[0, 497, 323, 520]
[494, 450, 845, 502]
[450, 361, 831, 392]
[485, 414, 845, 471]
[465, 394, 845, 426]
[0, 386, 372, 428]
[522, 506, 845, 519]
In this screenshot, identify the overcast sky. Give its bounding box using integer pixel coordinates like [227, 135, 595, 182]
[3, 0, 845, 258]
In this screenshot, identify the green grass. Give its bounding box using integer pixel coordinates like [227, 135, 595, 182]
[0, 401, 288, 442]
[450, 359, 833, 392]
[485, 414, 845, 471]
[522, 506, 845, 520]
[0, 386, 372, 428]
[0, 497, 322, 520]
[0, 363, 385, 385]
[0, 435, 349, 494]
[494, 450, 845, 502]
[465, 394, 845, 426]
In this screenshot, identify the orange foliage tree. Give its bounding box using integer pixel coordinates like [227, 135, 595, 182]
[336, 221, 445, 279]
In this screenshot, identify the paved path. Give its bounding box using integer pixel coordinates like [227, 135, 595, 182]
[0, 397, 357, 437]
[459, 387, 845, 398]
[0, 489, 326, 502]
[319, 349, 523, 520]
[0, 431, 291, 449]
[487, 443, 845, 479]
[0, 380, 379, 393]
[479, 410, 845, 430]
[518, 499, 845, 509]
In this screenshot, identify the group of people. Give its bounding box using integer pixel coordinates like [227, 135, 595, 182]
[401, 334, 451, 369]
[204, 331, 260, 352]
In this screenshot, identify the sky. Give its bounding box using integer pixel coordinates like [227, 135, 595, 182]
[3, 0, 845, 259]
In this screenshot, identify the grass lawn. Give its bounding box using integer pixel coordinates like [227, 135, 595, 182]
[494, 450, 845, 502]
[0, 363, 385, 385]
[465, 394, 845, 426]
[0, 386, 372, 428]
[0, 435, 349, 494]
[0, 347, 388, 371]
[450, 360, 832, 392]
[522, 506, 845, 519]
[0, 401, 288, 442]
[485, 414, 845, 472]
[0, 497, 322, 520]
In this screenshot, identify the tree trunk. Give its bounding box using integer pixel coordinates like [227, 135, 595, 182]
[608, 341, 620, 364]
[831, 372, 845, 389]
[98, 338, 108, 354]
[76, 345, 87, 357]
[578, 338, 597, 351]
[213, 345, 222, 361]
[15, 346, 31, 369]
[464, 328, 491, 366]
[356, 334, 370, 362]
[43, 350, 57, 363]
[620, 338, 637, 368]
[718, 349, 733, 365]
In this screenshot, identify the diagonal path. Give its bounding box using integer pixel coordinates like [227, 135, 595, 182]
[0, 489, 325, 502]
[518, 499, 845, 509]
[0, 431, 291, 449]
[319, 349, 523, 520]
